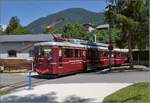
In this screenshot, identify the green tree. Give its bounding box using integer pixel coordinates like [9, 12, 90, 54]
[5, 16, 21, 34]
[62, 24, 86, 39]
[5, 16, 31, 34]
[12, 26, 31, 34]
[0, 25, 3, 34]
[44, 24, 87, 40]
[106, 0, 149, 69]
[43, 23, 123, 44]
[43, 28, 63, 34]
[90, 28, 122, 46]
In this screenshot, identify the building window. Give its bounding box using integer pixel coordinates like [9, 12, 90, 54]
[75, 49, 81, 57]
[64, 49, 73, 57]
[8, 50, 17, 57]
[29, 50, 33, 57]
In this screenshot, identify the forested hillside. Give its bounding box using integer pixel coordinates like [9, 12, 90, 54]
[26, 8, 105, 33]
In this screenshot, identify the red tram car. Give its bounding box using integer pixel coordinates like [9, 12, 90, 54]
[33, 40, 128, 76]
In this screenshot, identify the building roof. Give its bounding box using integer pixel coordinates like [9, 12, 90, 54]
[96, 24, 109, 29]
[0, 34, 62, 42]
[83, 23, 94, 27]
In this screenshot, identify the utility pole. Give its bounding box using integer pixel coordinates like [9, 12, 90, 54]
[94, 34, 97, 43]
[107, 3, 113, 71]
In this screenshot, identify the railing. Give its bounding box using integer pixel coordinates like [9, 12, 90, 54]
[0, 59, 32, 72]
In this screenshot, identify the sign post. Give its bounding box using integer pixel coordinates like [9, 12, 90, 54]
[108, 44, 113, 71]
[27, 71, 32, 90]
[26, 58, 33, 90]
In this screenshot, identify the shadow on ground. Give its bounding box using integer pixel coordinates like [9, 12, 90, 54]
[31, 75, 53, 79]
[1, 92, 96, 103]
[31, 73, 79, 79]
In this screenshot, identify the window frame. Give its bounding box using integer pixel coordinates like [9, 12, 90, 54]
[64, 48, 73, 58]
[75, 49, 81, 58]
[8, 50, 17, 57]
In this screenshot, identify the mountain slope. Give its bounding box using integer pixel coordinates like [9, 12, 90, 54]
[27, 8, 105, 33]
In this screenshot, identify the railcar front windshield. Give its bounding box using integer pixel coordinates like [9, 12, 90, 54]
[34, 46, 52, 57]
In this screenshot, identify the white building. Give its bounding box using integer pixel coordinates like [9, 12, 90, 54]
[0, 34, 62, 60]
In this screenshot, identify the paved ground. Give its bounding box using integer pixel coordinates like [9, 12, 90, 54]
[39, 71, 149, 84]
[1, 83, 131, 103]
[0, 73, 27, 87]
[0, 71, 149, 87]
[0, 69, 149, 103]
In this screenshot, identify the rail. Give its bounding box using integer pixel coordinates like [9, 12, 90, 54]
[0, 77, 48, 93]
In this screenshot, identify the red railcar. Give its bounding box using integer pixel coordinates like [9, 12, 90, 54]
[33, 41, 128, 76]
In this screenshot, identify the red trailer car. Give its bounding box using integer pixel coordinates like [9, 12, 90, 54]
[33, 41, 128, 76]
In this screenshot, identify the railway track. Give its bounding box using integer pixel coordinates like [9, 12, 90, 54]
[0, 77, 48, 92]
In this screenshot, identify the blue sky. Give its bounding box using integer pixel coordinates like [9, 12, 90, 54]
[1, 0, 107, 26]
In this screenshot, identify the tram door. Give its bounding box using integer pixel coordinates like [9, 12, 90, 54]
[63, 48, 74, 73]
[74, 49, 83, 71]
[57, 48, 64, 74]
[34, 46, 52, 74]
[82, 50, 87, 70]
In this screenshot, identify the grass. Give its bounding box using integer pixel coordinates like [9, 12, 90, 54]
[103, 82, 150, 103]
[0, 90, 9, 96]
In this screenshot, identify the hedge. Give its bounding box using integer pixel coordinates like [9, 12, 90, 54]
[132, 50, 149, 61]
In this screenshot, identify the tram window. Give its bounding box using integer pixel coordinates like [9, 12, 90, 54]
[116, 52, 119, 57]
[124, 53, 126, 57]
[104, 51, 107, 57]
[119, 53, 122, 57]
[122, 53, 124, 57]
[34, 46, 52, 57]
[43, 48, 52, 57]
[64, 49, 73, 57]
[75, 49, 81, 57]
[124, 53, 127, 57]
[100, 51, 103, 56]
[122, 53, 125, 57]
[114, 52, 117, 57]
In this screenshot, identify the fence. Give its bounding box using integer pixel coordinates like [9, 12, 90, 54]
[0, 59, 32, 72]
[132, 50, 149, 66]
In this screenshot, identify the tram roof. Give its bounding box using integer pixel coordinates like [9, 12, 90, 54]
[34, 41, 108, 49]
[114, 48, 128, 52]
[34, 41, 128, 52]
